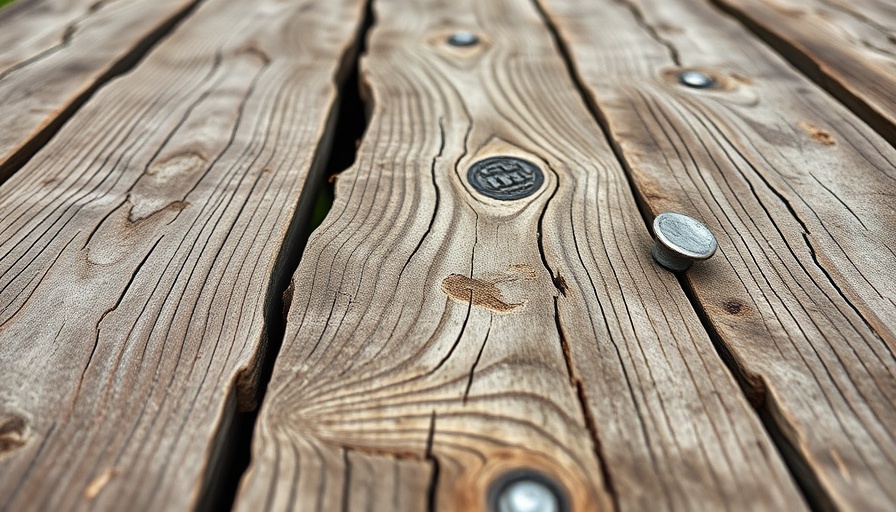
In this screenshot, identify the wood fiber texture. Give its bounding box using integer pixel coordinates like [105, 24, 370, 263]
[711, 0, 896, 146]
[0, 0, 365, 509]
[236, 0, 804, 510]
[0, 0, 201, 178]
[539, 0, 896, 508]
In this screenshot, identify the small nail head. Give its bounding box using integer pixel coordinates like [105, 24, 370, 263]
[447, 31, 479, 47]
[652, 212, 717, 271]
[489, 470, 568, 512]
[678, 70, 715, 89]
[497, 479, 559, 512]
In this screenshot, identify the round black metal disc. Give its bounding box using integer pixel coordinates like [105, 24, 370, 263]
[466, 156, 545, 201]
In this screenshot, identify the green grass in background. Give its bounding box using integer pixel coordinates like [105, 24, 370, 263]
[308, 185, 334, 232]
[0, 0, 14, 8]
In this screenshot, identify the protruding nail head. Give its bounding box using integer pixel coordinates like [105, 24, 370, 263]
[489, 469, 568, 512]
[447, 31, 479, 47]
[678, 70, 715, 89]
[651, 212, 717, 272]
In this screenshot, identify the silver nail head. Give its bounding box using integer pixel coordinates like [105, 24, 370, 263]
[678, 70, 715, 89]
[651, 212, 717, 272]
[447, 31, 479, 47]
[497, 479, 560, 512]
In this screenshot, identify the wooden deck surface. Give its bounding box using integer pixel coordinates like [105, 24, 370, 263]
[0, 0, 893, 510]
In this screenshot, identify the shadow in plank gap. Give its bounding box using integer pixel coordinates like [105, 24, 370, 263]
[534, 0, 896, 509]
[0, 0, 205, 184]
[235, 0, 804, 510]
[206, 4, 375, 511]
[708, 0, 896, 148]
[0, 0, 370, 510]
[309, 39, 372, 234]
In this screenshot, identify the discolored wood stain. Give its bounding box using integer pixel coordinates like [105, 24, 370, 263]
[0, 414, 28, 460]
[441, 274, 522, 312]
[798, 121, 835, 145]
[84, 469, 119, 499]
[722, 299, 749, 316]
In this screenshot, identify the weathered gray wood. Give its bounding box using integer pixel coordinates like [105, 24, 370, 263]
[235, 0, 805, 510]
[539, 0, 896, 509]
[0, 0, 366, 509]
[0, 0, 204, 180]
[710, 0, 896, 146]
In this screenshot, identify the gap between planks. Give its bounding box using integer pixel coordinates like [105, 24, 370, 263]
[707, 0, 896, 149]
[529, 0, 813, 508]
[0, 0, 206, 183]
[204, 3, 377, 510]
[0, 0, 369, 509]
[535, 0, 896, 510]
[234, 0, 804, 510]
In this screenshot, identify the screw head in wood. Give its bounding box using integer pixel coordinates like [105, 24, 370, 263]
[447, 31, 479, 47]
[678, 70, 715, 89]
[489, 470, 568, 512]
[467, 156, 544, 201]
[651, 212, 717, 272]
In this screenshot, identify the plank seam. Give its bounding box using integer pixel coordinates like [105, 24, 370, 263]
[676, 281, 827, 511]
[706, 0, 896, 148]
[199, 1, 378, 509]
[528, 1, 834, 509]
[524, 3, 670, 510]
[0, 0, 207, 184]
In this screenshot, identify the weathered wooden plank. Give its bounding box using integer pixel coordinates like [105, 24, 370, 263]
[0, 0, 201, 179]
[235, 0, 805, 510]
[709, 0, 896, 146]
[0, 0, 366, 509]
[538, 0, 896, 509]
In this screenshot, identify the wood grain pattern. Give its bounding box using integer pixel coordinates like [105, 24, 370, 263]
[709, 0, 896, 146]
[0, 0, 366, 509]
[235, 0, 805, 510]
[0, 0, 200, 179]
[538, 0, 896, 508]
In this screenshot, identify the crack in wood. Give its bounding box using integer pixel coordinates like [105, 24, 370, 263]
[424, 411, 439, 512]
[551, 297, 619, 511]
[202, 2, 378, 510]
[707, 0, 896, 148]
[529, 0, 818, 509]
[0, 0, 207, 183]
